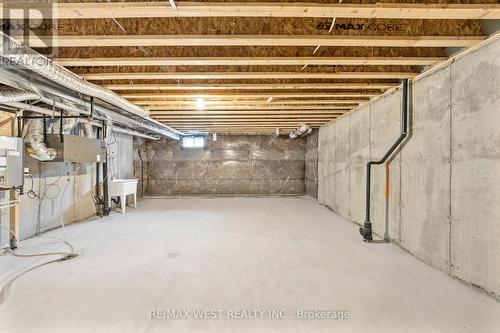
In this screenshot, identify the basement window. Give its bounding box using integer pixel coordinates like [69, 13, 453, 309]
[181, 135, 206, 149]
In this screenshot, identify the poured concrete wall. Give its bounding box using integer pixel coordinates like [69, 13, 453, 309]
[305, 130, 318, 198]
[145, 135, 306, 195]
[0, 132, 134, 245]
[318, 36, 500, 296]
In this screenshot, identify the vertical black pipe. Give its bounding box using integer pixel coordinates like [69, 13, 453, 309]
[17, 116, 22, 137]
[95, 126, 101, 215]
[102, 120, 110, 216]
[360, 79, 410, 242]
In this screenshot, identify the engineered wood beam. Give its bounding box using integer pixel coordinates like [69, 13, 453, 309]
[159, 117, 336, 121]
[163, 124, 327, 130]
[105, 83, 397, 91]
[59, 56, 445, 67]
[135, 100, 365, 106]
[153, 115, 338, 119]
[188, 131, 293, 134]
[83, 72, 417, 80]
[170, 124, 322, 127]
[123, 92, 378, 99]
[172, 124, 311, 126]
[171, 128, 319, 132]
[171, 127, 320, 130]
[162, 121, 328, 125]
[149, 110, 347, 115]
[146, 105, 356, 111]
[6, 2, 498, 19]
[32, 35, 486, 48]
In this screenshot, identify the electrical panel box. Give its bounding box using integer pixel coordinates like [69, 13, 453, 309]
[45, 134, 106, 163]
[0, 136, 24, 189]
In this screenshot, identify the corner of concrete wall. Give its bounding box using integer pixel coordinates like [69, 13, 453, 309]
[318, 36, 500, 297]
[305, 130, 318, 198]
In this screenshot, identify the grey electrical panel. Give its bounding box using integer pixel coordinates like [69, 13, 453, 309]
[45, 134, 106, 163]
[0, 136, 24, 189]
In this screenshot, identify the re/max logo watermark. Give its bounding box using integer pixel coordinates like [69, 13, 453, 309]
[0, 1, 57, 58]
[317, 22, 404, 31]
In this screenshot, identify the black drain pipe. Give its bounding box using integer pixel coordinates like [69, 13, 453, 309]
[102, 120, 110, 216]
[359, 79, 410, 242]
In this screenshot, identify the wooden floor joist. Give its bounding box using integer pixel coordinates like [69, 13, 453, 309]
[60, 56, 445, 67]
[163, 122, 328, 126]
[123, 92, 379, 99]
[105, 83, 396, 91]
[149, 110, 347, 115]
[7, 2, 488, 135]
[83, 72, 418, 81]
[152, 115, 339, 119]
[171, 125, 317, 127]
[167, 125, 324, 130]
[7, 2, 499, 19]
[146, 105, 356, 111]
[160, 118, 336, 122]
[171, 126, 320, 128]
[136, 100, 365, 106]
[32, 35, 486, 48]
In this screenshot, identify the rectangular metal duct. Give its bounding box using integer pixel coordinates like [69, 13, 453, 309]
[45, 134, 106, 163]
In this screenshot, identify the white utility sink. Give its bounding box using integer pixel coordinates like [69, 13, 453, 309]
[108, 179, 139, 214]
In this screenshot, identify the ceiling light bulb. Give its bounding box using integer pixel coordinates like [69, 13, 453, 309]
[196, 97, 205, 109]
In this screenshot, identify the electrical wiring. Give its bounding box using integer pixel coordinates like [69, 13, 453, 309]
[135, 139, 145, 194]
[34, 166, 63, 235]
[0, 250, 77, 306]
[107, 129, 117, 146]
[59, 162, 73, 241]
[106, 129, 119, 180]
[42, 179, 61, 200]
[9, 237, 75, 258]
[0, 163, 79, 305]
[26, 172, 39, 199]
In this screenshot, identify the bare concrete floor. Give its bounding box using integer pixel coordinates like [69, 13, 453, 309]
[0, 197, 499, 333]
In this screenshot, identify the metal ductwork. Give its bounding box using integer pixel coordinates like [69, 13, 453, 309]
[0, 88, 83, 115]
[0, 89, 39, 103]
[0, 32, 182, 140]
[50, 112, 80, 136]
[289, 123, 312, 139]
[23, 118, 57, 161]
[83, 123, 94, 139]
[0, 33, 147, 118]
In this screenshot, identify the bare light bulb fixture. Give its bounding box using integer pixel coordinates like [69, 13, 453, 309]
[196, 97, 205, 110]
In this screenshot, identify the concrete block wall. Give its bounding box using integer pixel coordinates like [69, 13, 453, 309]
[144, 135, 306, 195]
[318, 36, 500, 297]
